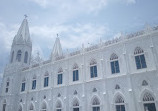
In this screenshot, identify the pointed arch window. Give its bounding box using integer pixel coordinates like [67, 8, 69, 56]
[90, 59, 97, 78]
[21, 78, 26, 92]
[110, 53, 120, 74]
[92, 97, 100, 111]
[73, 63, 79, 81]
[41, 102, 47, 111]
[115, 95, 125, 111]
[5, 78, 10, 93]
[134, 47, 147, 69]
[44, 72, 49, 87]
[143, 92, 156, 111]
[2, 100, 6, 111]
[32, 75, 36, 90]
[11, 51, 14, 63]
[143, 92, 154, 102]
[29, 103, 34, 111]
[56, 101, 62, 111]
[24, 51, 28, 63]
[73, 99, 79, 111]
[57, 68, 63, 85]
[16, 50, 22, 62]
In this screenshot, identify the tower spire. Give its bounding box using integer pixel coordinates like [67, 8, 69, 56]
[12, 17, 31, 46]
[51, 34, 63, 59]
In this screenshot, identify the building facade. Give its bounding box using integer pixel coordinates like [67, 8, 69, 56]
[0, 18, 158, 111]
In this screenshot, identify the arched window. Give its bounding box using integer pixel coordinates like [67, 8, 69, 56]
[41, 102, 47, 111]
[142, 80, 148, 86]
[24, 51, 28, 63]
[57, 68, 63, 85]
[2, 100, 6, 111]
[29, 103, 34, 111]
[92, 97, 100, 111]
[73, 99, 79, 111]
[32, 75, 36, 90]
[115, 84, 120, 90]
[11, 51, 14, 63]
[115, 95, 125, 111]
[58, 67, 63, 73]
[143, 92, 154, 102]
[5, 78, 10, 93]
[90, 59, 97, 78]
[16, 50, 22, 62]
[21, 78, 26, 92]
[56, 101, 62, 111]
[44, 72, 49, 87]
[18, 105, 22, 111]
[73, 63, 79, 81]
[134, 47, 147, 69]
[143, 92, 156, 111]
[110, 53, 120, 74]
[134, 47, 144, 55]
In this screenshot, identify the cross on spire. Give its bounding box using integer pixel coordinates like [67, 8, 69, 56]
[24, 14, 28, 19]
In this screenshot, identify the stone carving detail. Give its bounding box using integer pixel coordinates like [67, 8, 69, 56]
[93, 88, 97, 92]
[115, 84, 120, 90]
[74, 90, 78, 95]
[58, 93, 61, 97]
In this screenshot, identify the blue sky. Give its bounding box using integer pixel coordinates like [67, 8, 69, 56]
[0, 0, 158, 81]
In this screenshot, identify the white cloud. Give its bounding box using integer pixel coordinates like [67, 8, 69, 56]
[0, 22, 19, 80]
[0, 73, 3, 79]
[30, 0, 136, 11]
[0, 23, 18, 50]
[0, 73, 3, 88]
[29, 0, 107, 13]
[29, 0, 48, 8]
[30, 23, 109, 50]
[0, 21, 109, 66]
[127, 0, 136, 4]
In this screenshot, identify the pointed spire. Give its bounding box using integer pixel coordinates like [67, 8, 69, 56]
[51, 34, 63, 59]
[13, 16, 31, 46]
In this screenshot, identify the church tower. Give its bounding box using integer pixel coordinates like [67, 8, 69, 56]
[0, 17, 32, 111]
[10, 17, 32, 66]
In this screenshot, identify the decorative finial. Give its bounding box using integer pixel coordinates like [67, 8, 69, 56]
[57, 33, 59, 38]
[24, 14, 28, 19]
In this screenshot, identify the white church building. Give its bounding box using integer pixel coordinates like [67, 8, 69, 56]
[0, 18, 158, 111]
